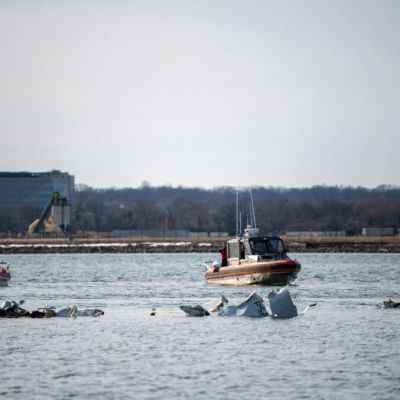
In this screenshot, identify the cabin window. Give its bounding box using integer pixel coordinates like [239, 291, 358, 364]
[268, 238, 284, 253]
[249, 239, 268, 255]
[249, 238, 284, 255]
[227, 241, 239, 259]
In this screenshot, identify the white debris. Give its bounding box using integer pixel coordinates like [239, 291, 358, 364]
[1, 300, 26, 313]
[56, 307, 72, 317]
[179, 288, 313, 319]
[268, 286, 298, 318]
[75, 308, 104, 317]
[39, 305, 104, 317]
[219, 292, 268, 318]
[208, 295, 228, 313]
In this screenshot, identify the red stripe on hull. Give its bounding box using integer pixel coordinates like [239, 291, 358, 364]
[205, 260, 301, 280]
[205, 260, 301, 285]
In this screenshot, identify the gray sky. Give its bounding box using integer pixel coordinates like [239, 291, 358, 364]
[1, 0, 399, 189]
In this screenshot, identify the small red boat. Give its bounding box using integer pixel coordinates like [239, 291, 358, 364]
[205, 232, 301, 286]
[0, 261, 11, 286]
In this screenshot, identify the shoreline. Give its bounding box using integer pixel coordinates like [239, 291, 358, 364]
[1, 237, 400, 254]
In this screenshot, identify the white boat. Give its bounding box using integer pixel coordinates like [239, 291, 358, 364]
[204, 191, 301, 286]
[205, 231, 301, 286]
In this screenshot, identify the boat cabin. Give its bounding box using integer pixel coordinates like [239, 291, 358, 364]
[226, 236, 288, 265]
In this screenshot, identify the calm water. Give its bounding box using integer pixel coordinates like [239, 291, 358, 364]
[1, 253, 400, 400]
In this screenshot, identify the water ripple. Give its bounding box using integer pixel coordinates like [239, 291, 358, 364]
[0, 253, 399, 399]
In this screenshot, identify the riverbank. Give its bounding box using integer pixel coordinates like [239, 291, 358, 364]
[1, 236, 400, 253]
[286, 236, 400, 253]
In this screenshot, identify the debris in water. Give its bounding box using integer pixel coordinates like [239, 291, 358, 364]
[268, 286, 298, 318]
[0, 300, 30, 318]
[179, 304, 210, 317]
[208, 295, 228, 313]
[377, 298, 400, 309]
[218, 292, 268, 318]
[179, 287, 315, 319]
[0, 300, 104, 318]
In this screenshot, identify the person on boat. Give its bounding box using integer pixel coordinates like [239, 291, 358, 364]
[219, 243, 228, 267]
[240, 241, 245, 260]
[1, 266, 9, 279]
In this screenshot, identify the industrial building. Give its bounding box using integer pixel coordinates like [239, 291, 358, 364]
[285, 231, 346, 238]
[361, 227, 394, 237]
[0, 170, 75, 209]
[28, 191, 71, 237]
[111, 230, 229, 239]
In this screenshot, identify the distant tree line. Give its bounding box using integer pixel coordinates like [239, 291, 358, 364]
[1, 184, 400, 236]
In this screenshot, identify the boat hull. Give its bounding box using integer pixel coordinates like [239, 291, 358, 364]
[0, 277, 10, 287]
[205, 259, 301, 286]
[0, 266, 10, 287]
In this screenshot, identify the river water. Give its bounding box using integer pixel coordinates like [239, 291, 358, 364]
[1, 253, 399, 400]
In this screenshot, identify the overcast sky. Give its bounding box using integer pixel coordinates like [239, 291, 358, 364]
[0, 0, 399, 189]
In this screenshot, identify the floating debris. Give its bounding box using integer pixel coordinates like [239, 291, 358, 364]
[0, 300, 104, 318]
[0, 300, 29, 317]
[180, 295, 229, 317]
[377, 299, 400, 309]
[268, 286, 298, 318]
[219, 292, 268, 318]
[208, 295, 229, 313]
[179, 304, 210, 317]
[39, 305, 104, 317]
[179, 287, 315, 319]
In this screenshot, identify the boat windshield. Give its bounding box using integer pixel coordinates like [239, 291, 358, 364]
[249, 237, 285, 256]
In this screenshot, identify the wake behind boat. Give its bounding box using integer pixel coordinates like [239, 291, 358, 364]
[204, 192, 301, 286]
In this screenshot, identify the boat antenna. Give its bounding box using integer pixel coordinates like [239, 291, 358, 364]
[249, 190, 257, 228]
[248, 204, 253, 227]
[236, 191, 239, 237]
